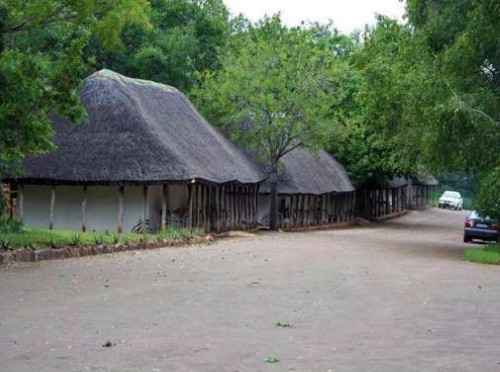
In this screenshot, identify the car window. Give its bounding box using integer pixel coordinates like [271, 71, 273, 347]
[443, 191, 460, 198]
[470, 211, 496, 222]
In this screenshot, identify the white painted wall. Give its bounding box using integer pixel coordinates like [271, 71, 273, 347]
[22, 184, 189, 232]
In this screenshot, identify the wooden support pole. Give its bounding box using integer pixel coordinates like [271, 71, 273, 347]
[162, 184, 168, 230]
[304, 196, 309, 226]
[248, 186, 252, 228]
[205, 184, 211, 232]
[324, 194, 328, 224]
[232, 185, 236, 229]
[253, 187, 256, 226]
[325, 193, 330, 224]
[225, 185, 229, 229]
[187, 184, 193, 229]
[81, 186, 87, 232]
[347, 192, 351, 221]
[244, 186, 249, 227]
[247, 186, 251, 228]
[216, 185, 221, 233]
[229, 185, 233, 229]
[142, 185, 148, 233]
[118, 185, 124, 234]
[196, 184, 201, 228]
[202, 184, 206, 228]
[8, 186, 14, 219]
[49, 185, 56, 230]
[16, 184, 24, 220]
[237, 186, 242, 228]
[228, 185, 232, 229]
[222, 185, 227, 231]
[299, 195, 304, 227]
[254, 185, 259, 227]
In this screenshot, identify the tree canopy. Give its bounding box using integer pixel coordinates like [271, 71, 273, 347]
[194, 16, 348, 229]
[0, 0, 150, 175]
[405, 0, 500, 215]
[87, 0, 231, 92]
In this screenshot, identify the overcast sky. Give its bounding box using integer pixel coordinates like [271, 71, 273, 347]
[223, 0, 406, 34]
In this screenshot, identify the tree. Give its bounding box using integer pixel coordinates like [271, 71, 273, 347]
[327, 18, 435, 186]
[86, 0, 230, 92]
[0, 0, 150, 176]
[405, 0, 500, 216]
[194, 16, 342, 230]
[475, 166, 500, 220]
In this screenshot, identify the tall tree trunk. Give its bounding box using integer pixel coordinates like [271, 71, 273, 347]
[269, 168, 279, 231]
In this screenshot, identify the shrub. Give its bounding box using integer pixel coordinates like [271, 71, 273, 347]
[110, 234, 120, 244]
[0, 214, 23, 234]
[93, 233, 104, 245]
[48, 235, 63, 249]
[69, 234, 81, 246]
[0, 236, 12, 251]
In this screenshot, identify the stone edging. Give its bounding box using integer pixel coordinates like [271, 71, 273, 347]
[0, 235, 215, 267]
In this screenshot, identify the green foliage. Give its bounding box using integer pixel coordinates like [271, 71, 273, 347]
[404, 0, 500, 197]
[48, 234, 62, 249]
[0, 188, 7, 216]
[474, 167, 500, 220]
[0, 235, 12, 251]
[194, 16, 343, 229]
[0, 227, 205, 250]
[0, 214, 22, 233]
[0, 0, 150, 176]
[87, 0, 230, 92]
[265, 355, 280, 364]
[0, 230, 143, 249]
[156, 227, 204, 241]
[463, 244, 500, 265]
[195, 16, 338, 163]
[275, 321, 292, 328]
[343, 1, 500, 194]
[93, 233, 104, 246]
[69, 233, 81, 247]
[333, 18, 434, 185]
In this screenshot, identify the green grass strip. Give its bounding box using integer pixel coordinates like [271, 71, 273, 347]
[463, 244, 500, 265]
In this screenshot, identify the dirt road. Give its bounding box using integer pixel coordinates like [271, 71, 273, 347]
[1, 208, 499, 372]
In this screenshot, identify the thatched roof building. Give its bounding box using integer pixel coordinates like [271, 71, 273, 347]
[259, 148, 355, 195]
[7, 70, 263, 233]
[257, 148, 356, 228]
[413, 175, 439, 186]
[15, 69, 263, 185]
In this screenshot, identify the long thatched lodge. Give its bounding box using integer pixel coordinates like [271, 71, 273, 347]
[258, 148, 356, 228]
[5, 70, 264, 233]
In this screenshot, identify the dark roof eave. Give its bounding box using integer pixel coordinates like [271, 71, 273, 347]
[3, 177, 266, 187]
[259, 190, 356, 196]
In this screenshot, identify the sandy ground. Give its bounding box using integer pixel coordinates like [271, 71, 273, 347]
[0, 208, 499, 372]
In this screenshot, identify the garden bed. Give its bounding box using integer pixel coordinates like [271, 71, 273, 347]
[0, 228, 211, 266]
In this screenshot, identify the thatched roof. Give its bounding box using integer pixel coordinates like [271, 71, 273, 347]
[259, 148, 355, 195]
[387, 177, 409, 188]
[10, 70, 264, 185]
[413, 175, 439, 186]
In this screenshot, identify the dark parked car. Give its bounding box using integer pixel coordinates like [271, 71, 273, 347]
[463, 211, 499, 243]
